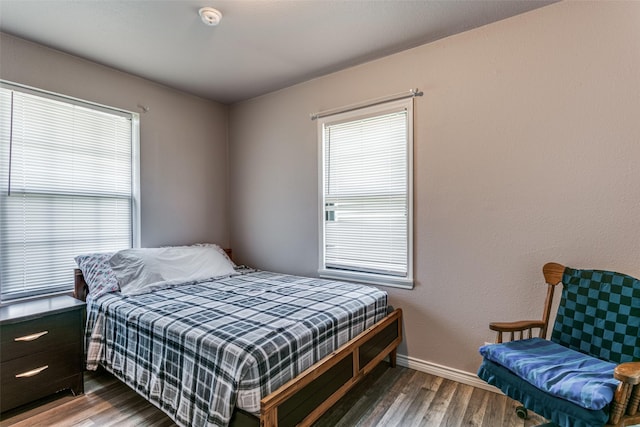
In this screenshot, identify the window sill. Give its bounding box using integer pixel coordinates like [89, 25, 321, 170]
[318, 269, 414, 290]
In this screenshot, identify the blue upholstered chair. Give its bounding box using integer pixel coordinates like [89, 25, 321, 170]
[478, 263, 640, 427]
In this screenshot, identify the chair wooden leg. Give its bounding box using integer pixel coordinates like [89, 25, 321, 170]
[610, 383, 632, 425]
[628, 384, 640, 416]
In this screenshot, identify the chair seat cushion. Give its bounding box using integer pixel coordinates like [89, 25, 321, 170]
[479, 338, 619, 410]
[478, 359, 610, 427]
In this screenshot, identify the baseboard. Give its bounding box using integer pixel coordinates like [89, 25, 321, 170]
[396, 353, 502, 394]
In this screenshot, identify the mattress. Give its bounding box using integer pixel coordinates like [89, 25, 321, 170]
[85, 268, 388, 426]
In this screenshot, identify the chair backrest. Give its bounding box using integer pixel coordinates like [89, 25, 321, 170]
[551, 267, 640, 364]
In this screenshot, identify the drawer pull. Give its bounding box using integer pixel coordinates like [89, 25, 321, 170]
[14, 331, 48, 342]
[15, 365, 49, 378]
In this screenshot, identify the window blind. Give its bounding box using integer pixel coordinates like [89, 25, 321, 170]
[319, 100, 413, 288]
[0, 83, 137, 301]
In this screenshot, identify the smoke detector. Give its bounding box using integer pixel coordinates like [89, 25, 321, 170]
[199, 7, 222, 26]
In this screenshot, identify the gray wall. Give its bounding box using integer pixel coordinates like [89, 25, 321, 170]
[2, 1, 639, 378]
[0, 33, 230, 248]
[229, 1, 640, 374]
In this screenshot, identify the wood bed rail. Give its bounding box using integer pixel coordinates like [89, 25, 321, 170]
[260, 308, 402, 427]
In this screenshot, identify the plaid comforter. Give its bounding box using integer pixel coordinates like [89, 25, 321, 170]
[85, 269, 388, 427]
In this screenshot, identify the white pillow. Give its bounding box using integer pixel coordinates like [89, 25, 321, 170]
[110, 245, 236, 295]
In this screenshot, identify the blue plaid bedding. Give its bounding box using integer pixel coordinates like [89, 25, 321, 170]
[85, 269, 388, 427]
[479, 338, 619, 410]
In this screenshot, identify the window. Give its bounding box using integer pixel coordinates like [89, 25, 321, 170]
[0, 81, 139, 302]
[318, 98, 413, 289]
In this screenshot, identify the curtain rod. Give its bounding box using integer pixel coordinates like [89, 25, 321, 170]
[310, 88, 422, 121]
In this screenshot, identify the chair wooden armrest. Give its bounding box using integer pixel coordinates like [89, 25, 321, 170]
[615, 362, 640, 385]
[489, 320, 547, 343]
[610, 362, 640, 424]
[486, 263, 565, 344]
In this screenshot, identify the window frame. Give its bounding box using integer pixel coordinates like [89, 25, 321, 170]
[317, 98, 414, 289]
[0, 80, 140, 302]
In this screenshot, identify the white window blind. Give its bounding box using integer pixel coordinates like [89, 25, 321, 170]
[0, 82, 139, 301]
[318, 99, 413, 289]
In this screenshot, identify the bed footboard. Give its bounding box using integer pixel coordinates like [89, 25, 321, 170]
[259, 308, 403, 427]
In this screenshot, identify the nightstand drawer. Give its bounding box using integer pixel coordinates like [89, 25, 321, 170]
[0, 295, 85, 413]
[0, 311, 81, 362]
[0, 342, 82, 412]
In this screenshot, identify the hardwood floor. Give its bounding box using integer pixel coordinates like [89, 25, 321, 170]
[313, 363, 546, 427]
[0, 363, 547, 427]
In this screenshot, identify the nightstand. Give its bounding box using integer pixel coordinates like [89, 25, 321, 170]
[0, 295, 86, 413]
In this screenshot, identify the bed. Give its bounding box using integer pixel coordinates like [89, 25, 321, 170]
[74, 245, 402, 427]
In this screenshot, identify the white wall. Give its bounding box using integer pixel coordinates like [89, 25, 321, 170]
[0, 33, 230, 248]
[229, 1, 640, 374]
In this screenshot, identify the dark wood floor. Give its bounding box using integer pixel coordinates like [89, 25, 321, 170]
[1, 363, 547, 427]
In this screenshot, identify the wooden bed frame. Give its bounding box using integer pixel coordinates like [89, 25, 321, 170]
[73, 252, 403, 427]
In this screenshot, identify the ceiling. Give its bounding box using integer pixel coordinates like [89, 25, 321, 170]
[0, 0, 555, 104]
